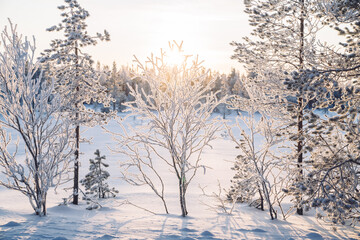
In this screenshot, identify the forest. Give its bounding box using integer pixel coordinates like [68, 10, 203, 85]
[0, 0, 359, 239]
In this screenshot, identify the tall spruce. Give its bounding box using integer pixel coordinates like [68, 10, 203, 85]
[41, 0, 112, 205]
[231, 0, 326, 215]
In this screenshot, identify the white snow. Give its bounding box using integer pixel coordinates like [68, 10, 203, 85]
[0, 113, 359, 240]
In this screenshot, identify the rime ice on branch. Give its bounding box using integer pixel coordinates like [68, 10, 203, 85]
[108, 41, 227, 217]
[0, 21, 74, 216]
[231, 0, 329, 216]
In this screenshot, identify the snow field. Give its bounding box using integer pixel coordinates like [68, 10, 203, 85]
[0, 114, 359, 239]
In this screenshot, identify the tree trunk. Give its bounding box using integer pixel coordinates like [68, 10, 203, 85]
[262, 182, 277, 220]
[99, 163, 102, 198]
[296, 98, 304, 215]
[258, 188, 264, 211]
[34, 158, 42, 215]
[73, 123, 80, 204]
[296, 0, 305, 216]
[161, 197, 169, 214]
[42, 193, 47, 216]
[223, 104, 226, 119]
[73, 43, 80, 205]
[179, 177, 188, 217]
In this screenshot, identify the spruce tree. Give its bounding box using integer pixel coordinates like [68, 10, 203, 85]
[106, 62, 127, 112]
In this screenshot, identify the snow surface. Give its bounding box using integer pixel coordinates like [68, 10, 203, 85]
[0, 113, 359, 240]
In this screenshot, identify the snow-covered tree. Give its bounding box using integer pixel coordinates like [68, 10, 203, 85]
[80, 149, 118, 209]
[109, 42, 226, 217]
[101, 62, 128, 112]
[0, 21, 73, 216]
[232, 74, 249, 113]
[231, 0, 327, 215]
[214, 74, 231, 119]
[41, 0, 112, 205]
[227, 68, 240, 95]
[295, 117, 360, 225]
[225, 75, 296, 220]
[227, 111, 279, 219]
[284, 1, 360, 225]
[284, 67, 360, 225]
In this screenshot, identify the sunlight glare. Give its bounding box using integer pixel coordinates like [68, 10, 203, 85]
[166, 49, 184, 66]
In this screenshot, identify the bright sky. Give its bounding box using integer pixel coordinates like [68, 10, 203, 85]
[0, 0, 251, 73]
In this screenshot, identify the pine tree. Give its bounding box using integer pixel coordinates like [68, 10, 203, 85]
[231, 0, 326, 215]
[232, 74, 249, 108]
[227, 154, 258, 204]
[80, 150, 118, 200]
[41, 0, 112, 205]
[217, 74, 231, 119]
[110, 62, 118, 111]
[105, 62, 127, 112]
[286, 0, 360, 225]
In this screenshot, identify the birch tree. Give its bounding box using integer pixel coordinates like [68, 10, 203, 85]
[0, 21, 73, 216]
[109, 42, 226, 217]
[226, 73, 297, 220]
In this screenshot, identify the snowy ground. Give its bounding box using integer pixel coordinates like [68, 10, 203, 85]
[0, 114, 359, 240]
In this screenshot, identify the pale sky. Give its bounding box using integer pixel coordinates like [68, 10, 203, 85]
[0, 0, 251, 73]
[0, 0, 345, 74]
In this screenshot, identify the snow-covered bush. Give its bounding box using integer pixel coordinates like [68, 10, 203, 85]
[80, 149, 118, 206]
[0, 21, 73, 216]
[226, 93, 286, 220]
[109, 41, 226, 217]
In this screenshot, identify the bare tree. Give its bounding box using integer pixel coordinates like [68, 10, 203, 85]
[108, 42, 226, 217]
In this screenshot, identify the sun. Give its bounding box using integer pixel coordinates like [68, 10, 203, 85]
[166, 48, 184, 66]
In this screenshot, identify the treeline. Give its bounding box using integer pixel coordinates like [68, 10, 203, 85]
[93, 62, 249, 116]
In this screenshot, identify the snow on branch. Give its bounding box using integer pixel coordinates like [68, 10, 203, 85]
[107, 41, 227, 217]
[0, 20, 74, 216]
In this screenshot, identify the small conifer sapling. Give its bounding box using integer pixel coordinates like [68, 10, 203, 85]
[80, 150, 118, 203]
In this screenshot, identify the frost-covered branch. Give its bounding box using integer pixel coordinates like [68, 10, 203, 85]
[0, 20, 74, 216]
[108, 42, 226, 217]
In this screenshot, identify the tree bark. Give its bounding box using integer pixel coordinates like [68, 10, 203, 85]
[73, 42, 80, 205]
[296, 0, 305, 216]
[42, 193, 47, 216]
[262, 182, 277, 220]
[258, 188, 264, 211]
[73, 123, 80, 204]
[179, 177, 188, 217]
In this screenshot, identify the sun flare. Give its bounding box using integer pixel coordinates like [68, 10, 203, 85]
[165, 49, 184, 66]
